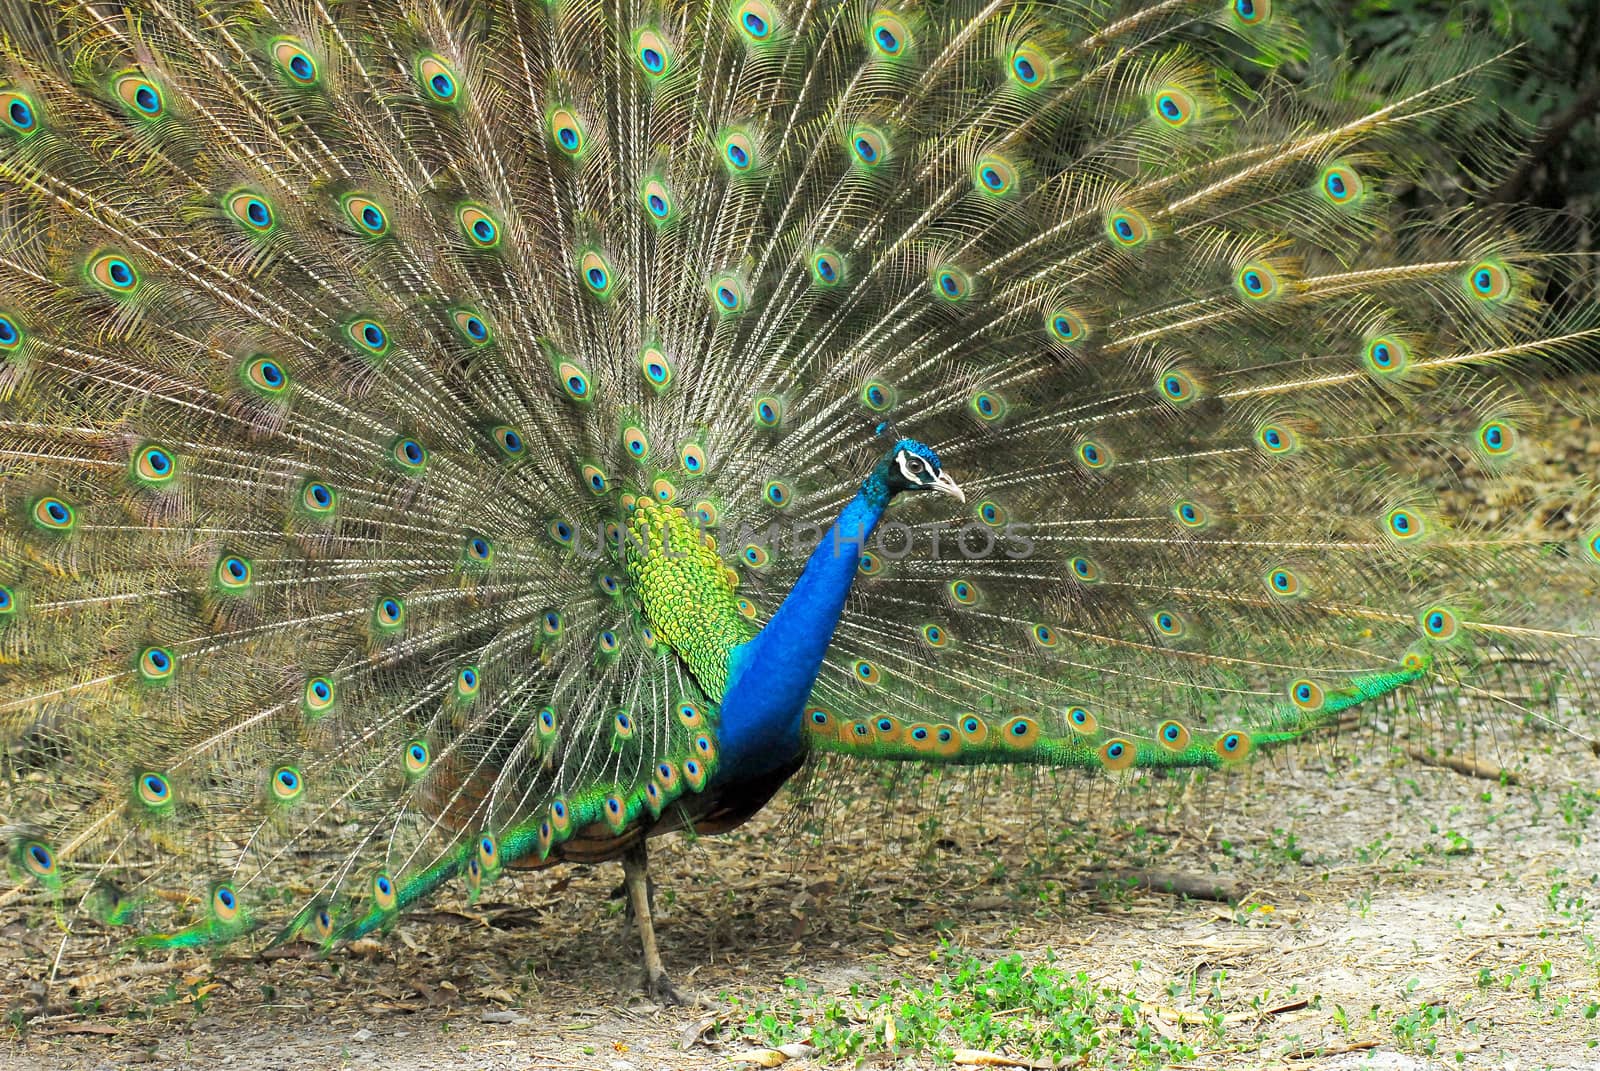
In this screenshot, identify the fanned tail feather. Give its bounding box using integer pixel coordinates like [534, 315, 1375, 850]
[0, 0, 1595, 976]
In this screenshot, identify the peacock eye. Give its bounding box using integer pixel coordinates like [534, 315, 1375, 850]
[907, 456, 924, 474]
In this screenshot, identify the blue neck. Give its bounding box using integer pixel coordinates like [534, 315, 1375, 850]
[714, 467, 892, 779]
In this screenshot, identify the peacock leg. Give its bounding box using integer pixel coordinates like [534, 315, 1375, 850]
[621, 840, 692, 1006]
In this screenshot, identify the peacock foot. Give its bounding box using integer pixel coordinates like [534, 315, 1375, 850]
[640, 967, 704, 1008]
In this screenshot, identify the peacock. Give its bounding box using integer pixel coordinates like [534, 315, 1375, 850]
[2, 0, 1598, 1007]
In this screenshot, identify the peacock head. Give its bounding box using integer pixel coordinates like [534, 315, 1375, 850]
[884, 438, 963, 503]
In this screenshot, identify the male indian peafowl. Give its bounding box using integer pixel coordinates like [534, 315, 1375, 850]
[2, 0, 1598, 1006]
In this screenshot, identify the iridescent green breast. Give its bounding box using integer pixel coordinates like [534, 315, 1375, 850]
[625, 500, 754, 700]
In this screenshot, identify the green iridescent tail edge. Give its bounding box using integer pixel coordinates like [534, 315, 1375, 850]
[808, 657, 1431, 771]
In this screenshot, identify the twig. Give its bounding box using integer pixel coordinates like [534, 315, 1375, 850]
[1404, 746, 1518, 784]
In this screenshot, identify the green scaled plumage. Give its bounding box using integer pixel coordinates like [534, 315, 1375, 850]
[1, 0, 1598, 1005]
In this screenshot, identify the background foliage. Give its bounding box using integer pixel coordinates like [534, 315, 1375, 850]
[1308, 0, 1600, 248]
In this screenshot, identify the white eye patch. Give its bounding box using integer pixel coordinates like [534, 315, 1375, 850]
[896, 449, 931, 485]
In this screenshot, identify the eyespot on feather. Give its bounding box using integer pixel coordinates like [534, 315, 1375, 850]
[640, 178, 676, 223]
[1105, 208, 1151, 248]
[242, 356, 290, 397]
[1006, 43, 1052, 89]
[342, 195, 389, 237]
[633, 28, 676, 77]
[1, 90, 40, 135]
[0, 310, 24, 351]
[733, 0, 780, 43]
[1046, 308, 1088, 345]
[225, 190, 276, 234]
[1151, 609, 1186, 638]
[373, 595, 406, 631]
[136, 770, 173, 808]
[640, 346, 674, 390]
[650, 475, 678, 503]
[490, 424, 527, 460]
[88, 253, 140, 294]
[1289, 678, 1325, 711]
[212, 884, 243, 923]
[458, 205, 501, 248]
[390, 437, 428, 473]
[556, 361, 593, 403]
[1157, 720, 1192, 751]
[113, 73, 164, 118]
[371, 873, 397, 911]
[1235, 261, 1283, 301]
[719, 128, 757, 173]
[752, 395, 783, 428]
[1173, 499, 1208, 528]
[1476, 420, 1515, 458]
[1076, 440, 1111, 470]
[403, 740, 430, 776]
[131, 443, 178, 487]
[303, 676, 336, 716]
[452, 309, 493, 345]
[1214, 730, 1252, 761]
[272, 38, 319, 85]
[904, 723, 936, 753]
[683, 757, 708, 790]
[1464, 259, 1513, 304]
[930, 264, 972, 302]
[847, 124, 889, 168]
[1384, 507, 1425, 541]
[1363, 335, 1411, 376]
[1264, 566, 1302, 597]
[710, 274, 747, 313]
[1151, 85, 1198, 128]
[31, 496, 76, 533]
[868, 11, 911, 57]
[347, 318, 390, 358]
[1001, 717, 1039, 749]
[1098, 738, 1136, 772]
[1229, 0, 1273, 26]
[810, 248, 845, 288]
[973, 153, 1019, 197]
[417, 56, 460, 103]
[19, 840, 56, 880]
[970, 390, 1007, 423]
[214, 555, 254, 593]
[1069, 556, 1101, 583]
[1420, 605, 1459, 641]
[1255, 423, 1298, 455]
[872, 715, 903, 744]
[270, 765, 304, 802]
[1317, 161, 1365, 206]
[549, 108, 587, 156]
[1158, 369, 1201, 405]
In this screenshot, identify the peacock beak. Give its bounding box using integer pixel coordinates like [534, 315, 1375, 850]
[931, 470, 964, 503]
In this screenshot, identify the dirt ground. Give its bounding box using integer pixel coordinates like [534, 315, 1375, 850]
[4, 710, 1599, 1070]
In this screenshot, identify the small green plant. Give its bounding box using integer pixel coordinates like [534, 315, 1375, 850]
[728, 944, 1207, 1066]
